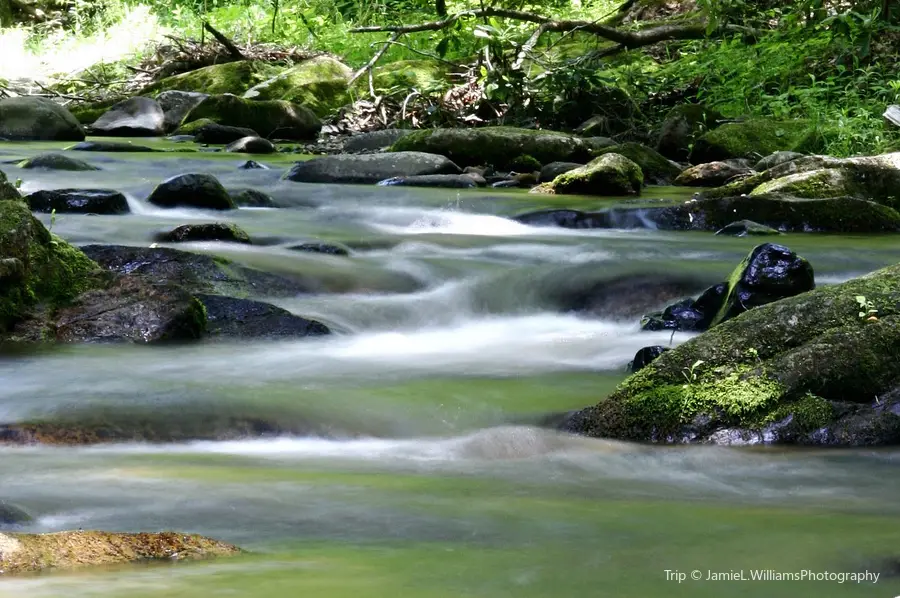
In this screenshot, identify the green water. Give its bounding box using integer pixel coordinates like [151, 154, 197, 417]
[1, 139, 900, 597]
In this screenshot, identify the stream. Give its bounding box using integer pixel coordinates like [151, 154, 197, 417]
[2, 139, 900, 597]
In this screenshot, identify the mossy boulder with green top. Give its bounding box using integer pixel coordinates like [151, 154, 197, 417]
[361, 59, 448, 95]
[548, 153, 644, 196]
[140, 60, 282, 97]
[689, 118, 811, 165]
[562, 257, 900, 446]
[391, 127, 589, 170]
[243, 55, 352, 118]
[592, 142, 681, 185]
[182, 94, 321, 140]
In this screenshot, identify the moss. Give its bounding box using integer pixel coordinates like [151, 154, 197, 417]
[243, 56, 351, 118]
[750, 168, 850, 198]
[183, 94, 320, 140]
[507, 154, 542, 172]
[552, 153, 643, 196]
[67, 98, 120, 125]
[141, 60, 282, 96]
[762, 393, 834, 431]
[362, 59, 448, 94]
[390, 127, 588, 169]
[689, 118, 811, 164]
[0, 169, 20, 200]
[593, 142, 681, 184]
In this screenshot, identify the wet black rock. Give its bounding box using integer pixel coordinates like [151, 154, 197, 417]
[283, 152, 461, 185]
[154, 223, 252, 244]
[66, 141, 159, 152]
[288, 242, 350, 256]
[0, 501, 32, 527]
[90, 97, 166, 137]
[147, 173, 236, 211]
[0, 97, 85, 141]
[225, 136, 276, 154]
[539, 161, 582, 183]
[628, 346, 670, 373]
[197, 294, 330, 339]
[26, 189, 130, 215]
[18, 153, 99, 171]
[513, 209, 613, 229]
[377, 174, 479, 188]
[237, 160, 269, 170]
[230, 188, 275, 207]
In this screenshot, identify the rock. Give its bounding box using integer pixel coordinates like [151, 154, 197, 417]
[230, 188, 275, 207]
[284, 152, 461, 184]
[288, 242, 350, 256]
[198, 294, 330, 339]
[0, 97, 85, 141]
[591, 143, 682, 185]
[17, 153, 99, 171]
[156, 90, 209, 132]
[0, 201, 99, 335]
[147, 173, 236, 211]
[0, 502, 31, 527]
[640, 244, 813, 333]
[242, 55, 351, 118]
[365, 60, 448, 96]
[90, 97, 166, 136]
[390, 127, 589, 170]
[493, 172, 537, 188]
[506, 154, 542, 173]
[80, 244, 312, 297]
[53, 275, 206, 343]
[25, 189, 130, 215]
[0, 530, 239, 574]
[513, 208, 612, 229]
[754, 151, 803, 171]
[559, 273, 707, 320]
[237, 160, 269, 170]
[689, 118, 811, 164]
[377, 174, 480, 188]
[155, 222, 252, 244]
[68, 101, 116, 126]
[674, 161, 753, 187]
[561, 262, 900, 446]
[65, 140, 159, 152]
[750, 168, 853, 198]
[0, 169, 20, 201]
[629, 346, 670, 373]
[225, 136, 276, 154]
[715, 220, 781, 237]
[176, 119, 259, 144]
[141, 60, 282, 96]
[581, 137, 617, 152]
[183, 94, 321, 140]
[539, 161, 583, 183]
[656, 104, 723, 161]
[548, 153, 643, 196]
[343, 129, 415, 152]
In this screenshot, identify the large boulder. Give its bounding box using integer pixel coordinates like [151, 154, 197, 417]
[641, 243, 814, 332]
[147, 173, 236, 211]
[198, 294, 331, 339]
[656, 104, 723, 161]
[543, 153, 643, 196]
[0, 97, 85, 141]
[141, 60, 282, 96]
[25, 189, 130, 215]
[592, 143, 682, 185]
[90, 97, 166, 136]
[182, 94, 321, 140]
[390, 127, 589, 170]
[284, 152, 461, 184]
[0, 531, 239, 574]
[688, 118, 811, 164]
[0, 201, 99, 334]
[243, 55, 352, 118]
[156, 90, 209, 132]
[562, 262, 900, 446]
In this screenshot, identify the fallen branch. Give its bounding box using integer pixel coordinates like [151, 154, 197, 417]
[349, 32, 401, 87]
[202, 21, 246, 61]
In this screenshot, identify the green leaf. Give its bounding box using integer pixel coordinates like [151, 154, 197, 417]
[435, 37, 450, 58]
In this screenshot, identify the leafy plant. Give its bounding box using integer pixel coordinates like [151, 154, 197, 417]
[855, 295, 878, 321]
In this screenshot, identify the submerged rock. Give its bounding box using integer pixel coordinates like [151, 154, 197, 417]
[0, 97, 85, 141]
[390, 126, 589, 169]
[0, 503, 31, 527]
[198, 294, 330, 339]
[225, 136, 276, 154]
[147, 173, 236, 211]
[288, 242, 350, 256]
[546, 153, 643, 196]
[156, 90, 209, 132]
[66, 140, 159, 152]
[560, 273, 707, 320]
[562, 262, 900, 446]
[592, 143, 681, 185]
[183, 94, 321, 140]
[18, 153, 99, 171]
[283, 152, 461, 184]
[90, 97, 166, 136]
[25, 189, 130, 215]
[0, 531, 239, 575]
[715, 220, 781, 237]
[237, 160, 269, 170]
[155, 222, 252, 244]
[377, 174, 479, 188]
[230, 188, 275, 207]
[674, 161, 753, 187]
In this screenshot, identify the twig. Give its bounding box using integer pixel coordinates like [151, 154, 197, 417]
[203, 21, 246, 60]
[348, 31, 400, 87]
[377, 40, 457, 67]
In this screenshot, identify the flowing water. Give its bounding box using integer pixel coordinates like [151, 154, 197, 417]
[2, 140, 900, 597]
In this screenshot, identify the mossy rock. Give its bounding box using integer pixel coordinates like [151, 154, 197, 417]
[141, 60, 282, 96]
[391, 127, 589, 169]
[750, 168, 853, 199]
[68, 98, 120, 126]
[361, 59, 448, 95]
[656, 103, 724, 161]
[183, 94, 321, 140]
[243, 55, 352, 118]
[689, 118, 811, 164]
[550, 153, 643, 196]
[0, 170, 20, 201]
[0, 531, 239, 575]
[0, 201, 99, 333]
[592, 142, 681, 185]
[563, 262, 900, 446]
